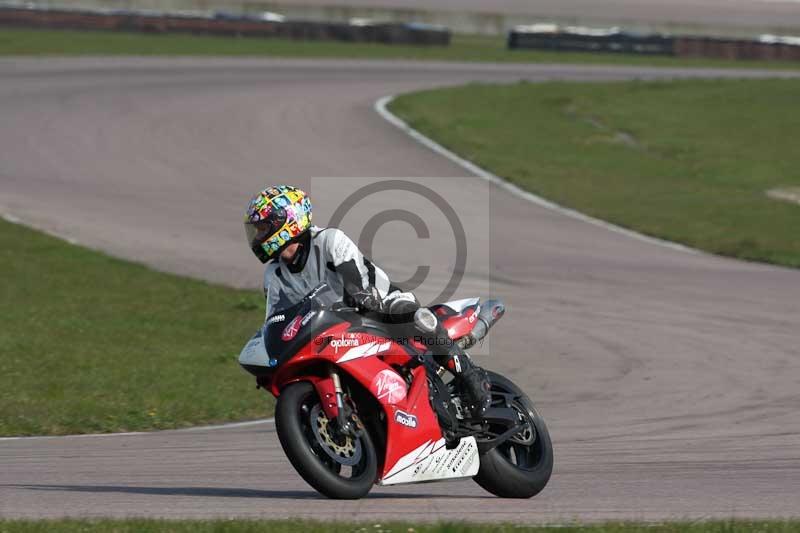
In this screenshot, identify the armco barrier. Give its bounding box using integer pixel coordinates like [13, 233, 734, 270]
[0, 5, 450, 45]
[508, 25, 800, 61]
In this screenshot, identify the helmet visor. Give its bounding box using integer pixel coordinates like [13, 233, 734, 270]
[245, 206, 287, 246]
[245, 219, 279, 248]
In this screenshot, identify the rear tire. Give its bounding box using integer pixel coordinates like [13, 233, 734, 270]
[275, 381, 377, 499]
[473, 371, 553, 498]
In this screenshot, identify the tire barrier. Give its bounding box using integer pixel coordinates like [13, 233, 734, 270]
[0, 4, 451, 46]
[508, 24, 800, 62]
[508, 25, 674, 56]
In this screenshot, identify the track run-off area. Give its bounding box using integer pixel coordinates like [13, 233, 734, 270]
[1, 58, 800, 522]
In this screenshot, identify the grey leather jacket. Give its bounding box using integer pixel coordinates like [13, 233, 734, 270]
[263, 226, 412, 319]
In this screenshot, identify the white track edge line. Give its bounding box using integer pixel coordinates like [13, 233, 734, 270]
[0, 419, 274, 442]
[374, 94, 702, 256]
[2, 212, 80, 246]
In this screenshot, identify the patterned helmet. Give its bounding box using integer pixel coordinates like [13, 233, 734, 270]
[244, 185, 313, 263]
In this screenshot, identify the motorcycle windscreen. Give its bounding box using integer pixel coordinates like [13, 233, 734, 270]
[265, 281, 340, 320]
[263, 284, 348, 366]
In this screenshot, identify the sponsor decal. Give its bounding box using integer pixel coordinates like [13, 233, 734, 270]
[459, 451, 477, 475]
[413, 453, 442, 477]
[300, 311, 316, 326]
[453, 354, 462, 373]
[451, 439, 475, 473]
[266, 314, 285, 325]
[281, 315, 302, 341]
[371, 369, 407, 403]
[330, 334, 360, 353]
[468, 306, 480, 324]
[394, 410, 417, 428]
[444, 440, 467, 473]
[306, 283, 328, 301]
[336, 339, 393, 363]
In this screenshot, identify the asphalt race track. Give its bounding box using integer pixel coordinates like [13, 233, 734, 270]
[1, 58, 800, 522]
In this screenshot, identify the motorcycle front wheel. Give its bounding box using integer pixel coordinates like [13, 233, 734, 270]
[473, 371, 553, 498]
[275, 381, 378, 499]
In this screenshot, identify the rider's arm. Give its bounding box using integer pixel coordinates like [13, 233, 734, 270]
[321, 228, 392, 312]
[262, 262, 280, 320]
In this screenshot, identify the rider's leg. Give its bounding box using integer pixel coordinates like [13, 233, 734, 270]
[428, 329, 492, 418]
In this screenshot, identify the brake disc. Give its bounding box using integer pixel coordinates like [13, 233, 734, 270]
[309, 404, 363, 466]
[508, 402, 537, 446]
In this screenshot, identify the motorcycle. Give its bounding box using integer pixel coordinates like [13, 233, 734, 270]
[239, 283, 553, 499]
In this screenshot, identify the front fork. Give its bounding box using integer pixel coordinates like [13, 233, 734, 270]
[313, 369, 362, 438]
[330, 371, 353, 434]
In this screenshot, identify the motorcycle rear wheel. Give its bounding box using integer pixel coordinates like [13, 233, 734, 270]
[473, 371, 553, 498]
[275, 381, 377, 499]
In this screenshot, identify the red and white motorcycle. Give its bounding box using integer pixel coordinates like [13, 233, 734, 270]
[239, 283, 553, 499]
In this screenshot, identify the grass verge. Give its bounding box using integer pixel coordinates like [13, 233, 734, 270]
[1, 520, 800, 533]
[0, 218, 270, 436]
[389, 79, 800, 267]
[1, 28, 800, 70]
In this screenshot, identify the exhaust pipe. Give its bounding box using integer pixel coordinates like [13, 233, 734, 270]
[459, 299, 505, 349]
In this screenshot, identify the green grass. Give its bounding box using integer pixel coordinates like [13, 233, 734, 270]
[0, 218, 270, 436]
[1, 520, 800, 533]
[1, 28, 800, 69]
[389, 79, 800, 267]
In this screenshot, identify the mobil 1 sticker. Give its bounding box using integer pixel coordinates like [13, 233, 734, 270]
[394, 410, 417, 428]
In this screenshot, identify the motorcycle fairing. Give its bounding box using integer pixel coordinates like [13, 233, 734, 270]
[238, 327, 272, 376]
[264, 308, 350, 367]
[378, 436, 480, 485]
[263, 298, 486, 485]
[336, 360, 480, 484]
[269, 321, 355, 397]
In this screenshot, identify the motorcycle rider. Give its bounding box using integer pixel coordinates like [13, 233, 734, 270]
[244, 185, 492, 419]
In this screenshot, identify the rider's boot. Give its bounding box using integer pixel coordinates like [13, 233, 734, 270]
[430, 343, 491, 450]
[422, 318, 491, 418]
[437, 346, 492, 418]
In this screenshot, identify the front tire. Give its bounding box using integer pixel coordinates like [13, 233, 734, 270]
[473, 371, 553, 498]
[275, 381, 377, 499]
